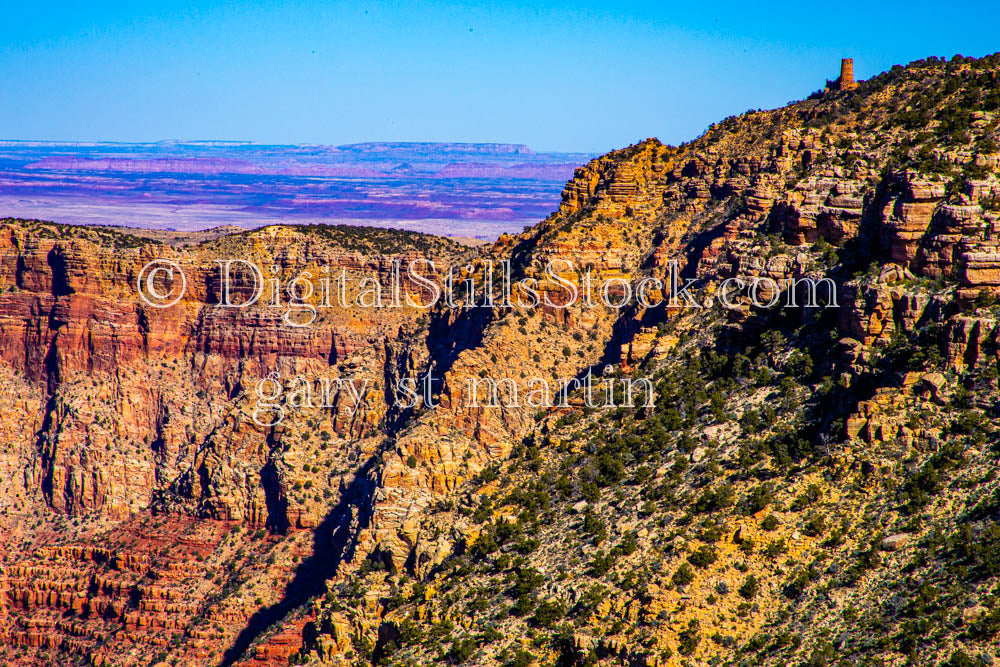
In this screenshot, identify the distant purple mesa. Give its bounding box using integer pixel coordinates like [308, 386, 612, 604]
[0, 141, 593, 240]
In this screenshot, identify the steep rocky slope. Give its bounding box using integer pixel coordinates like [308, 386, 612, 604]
[1, 52, 1000, 667]
[295, 53, 1000, 666]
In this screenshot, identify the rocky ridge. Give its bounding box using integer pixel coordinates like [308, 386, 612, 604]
[293, 53, 1000, 666]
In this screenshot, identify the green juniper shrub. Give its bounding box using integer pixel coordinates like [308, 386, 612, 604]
[688, 545, 719, 568]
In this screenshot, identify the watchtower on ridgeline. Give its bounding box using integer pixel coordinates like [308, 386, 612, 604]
[835, 58, 858, 91]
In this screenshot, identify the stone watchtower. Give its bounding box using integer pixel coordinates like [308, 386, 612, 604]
[837, 58, 858, 91]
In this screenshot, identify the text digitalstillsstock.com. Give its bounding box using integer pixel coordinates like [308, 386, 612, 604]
[136, 255, 839, 425]
[137, 257, 839, 326]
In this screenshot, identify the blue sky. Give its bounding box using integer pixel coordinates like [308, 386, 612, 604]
[2, 1, 998, 153]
